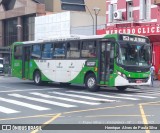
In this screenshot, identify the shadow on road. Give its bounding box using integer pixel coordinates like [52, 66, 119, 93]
[20, 81, 144, 94]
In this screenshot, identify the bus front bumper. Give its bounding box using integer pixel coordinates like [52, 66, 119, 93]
[115, 75, 151, 86]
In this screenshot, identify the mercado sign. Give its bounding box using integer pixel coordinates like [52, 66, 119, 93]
[97, 25, 160, 35]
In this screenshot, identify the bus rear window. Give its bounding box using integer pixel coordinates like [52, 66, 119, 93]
[14, 46, 22, 60]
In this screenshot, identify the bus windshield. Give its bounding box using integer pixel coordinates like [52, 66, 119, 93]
[117, 41, 151, 67]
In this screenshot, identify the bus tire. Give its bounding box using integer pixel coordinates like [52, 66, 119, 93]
[85, 73, 99, 92]
[116, 86, 127, 91]
[34, 71, 42, 85]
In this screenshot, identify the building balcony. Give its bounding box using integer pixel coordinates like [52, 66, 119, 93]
[154, 0, 160, 5]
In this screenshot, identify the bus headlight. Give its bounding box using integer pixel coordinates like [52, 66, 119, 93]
[122, 74, 127, 79]
[117, 71, 127, 79]
[117, 71, 122, 75]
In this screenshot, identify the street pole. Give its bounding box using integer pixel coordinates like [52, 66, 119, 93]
[95, 13, 97, 35]
[85, 5, 94, 35]
[93, 7, 100, 35]
[9, 46, 12, 76]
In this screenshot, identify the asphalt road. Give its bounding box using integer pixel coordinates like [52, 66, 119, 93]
[0, 76, 160, 133]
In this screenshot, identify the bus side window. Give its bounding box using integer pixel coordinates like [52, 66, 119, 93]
[42, 43, 53, 59]
[81, 40, 96, 58]
[67, 41, 80, 58]
[53, 42, 66, 59]
[14, 46, 22, 60]
[31, 44, 41, 59]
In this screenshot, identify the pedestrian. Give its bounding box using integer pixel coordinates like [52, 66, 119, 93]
[150, 65, 155, 87]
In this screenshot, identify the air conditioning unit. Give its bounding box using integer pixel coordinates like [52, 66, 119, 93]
[113, 10, 122, 20]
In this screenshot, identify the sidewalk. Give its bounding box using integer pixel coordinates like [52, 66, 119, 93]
[140, 80, 160, 88]
[152, 80, 160, 88]
[132, 80, 160, 89]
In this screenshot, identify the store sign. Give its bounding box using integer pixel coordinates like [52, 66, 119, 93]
[98, 26, 160, 35]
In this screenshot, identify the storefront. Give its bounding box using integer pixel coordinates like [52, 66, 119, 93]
[97, 25, 160, 80]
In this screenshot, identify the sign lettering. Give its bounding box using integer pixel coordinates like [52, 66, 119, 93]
[97, 26, 160, 35]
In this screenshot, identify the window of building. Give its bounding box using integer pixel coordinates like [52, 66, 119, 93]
[14, 46, 22, 60]
[42, 43, 53, 59]
[0, 59, 3, 64]
[140, 0, 151, 20]
[4, 18, 17, 46]
[0, 0, 16, 11]
[61, 0, 84, 4]
[81, 40, 96, 58]
[67, 41, 80, 58]
[23, 15, 35, 41]
[108, 4, 117, 22]
[61, 0, 85, 11]
[31, 44, 41, 59]
[32, 0, 44, 4]
[53, 43, 66, 59]
[127, 1, 133, 21]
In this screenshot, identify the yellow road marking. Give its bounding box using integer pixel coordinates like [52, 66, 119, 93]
[144, 104, 160, 106]
[139, 104, 150, 133]
[29, 104, 133, 133]
[0, 113, 57, 121]
[63, 104, 134, 114]
[140, 101, 160, 105]
[86, 115, 152, 118]
[0, 104, 134, 121]
[31, 113, 61, 133]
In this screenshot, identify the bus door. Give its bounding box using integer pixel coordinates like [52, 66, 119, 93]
[22, 46, 31, 79]
[98, 41, 113, 84]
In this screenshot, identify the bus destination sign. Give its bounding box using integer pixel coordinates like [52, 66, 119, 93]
[120, 35, 147, 43]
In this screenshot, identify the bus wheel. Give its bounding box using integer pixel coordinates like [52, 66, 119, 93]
[85, 73, 99, 92]
[116, 86, 127, 91]
[34, 71, 42, 85]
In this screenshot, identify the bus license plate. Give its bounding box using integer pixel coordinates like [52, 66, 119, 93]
[136, 80, 142, 83]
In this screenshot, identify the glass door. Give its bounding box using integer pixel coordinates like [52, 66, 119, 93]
[99, 41, 114, 84]
[22, 46, 31, 79]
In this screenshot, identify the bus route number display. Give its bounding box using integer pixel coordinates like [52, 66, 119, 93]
[121, 35, 147, 43]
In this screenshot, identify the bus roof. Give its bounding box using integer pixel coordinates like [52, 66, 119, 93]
[13, 33, 149, 45]
[22, 34, 105, 44]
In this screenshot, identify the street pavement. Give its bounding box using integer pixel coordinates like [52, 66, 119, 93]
[0, 76, 160, 133]
[149, 80, 160, 87]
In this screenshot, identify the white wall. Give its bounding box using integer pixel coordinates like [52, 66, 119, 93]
[35, 12, 71, 40]
[35, 11, 106, 40]
[71, 12, 106, 35]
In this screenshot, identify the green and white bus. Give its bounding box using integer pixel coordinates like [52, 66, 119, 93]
[11, 34, 152, 91]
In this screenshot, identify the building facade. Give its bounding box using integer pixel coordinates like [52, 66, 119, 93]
[0, 0, 45, 62]
[98, 0, 160, 79]
[106, 0, 158, 26]
[0, 0, 106, 63]
[39, 0, 106, 16]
